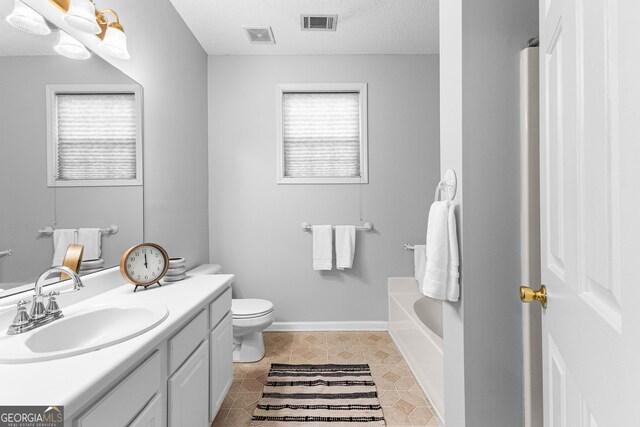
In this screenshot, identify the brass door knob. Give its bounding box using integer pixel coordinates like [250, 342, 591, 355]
[520, 285, 547, 309]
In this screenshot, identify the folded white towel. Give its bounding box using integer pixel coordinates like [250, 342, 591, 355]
[413, 245, 427, 287]
[52, 229, 76, 266]
[312, 225, 333, 271]
[77, 228, 102, 260]
[335, 226, 356, 270]
[422, 200, 460, 301]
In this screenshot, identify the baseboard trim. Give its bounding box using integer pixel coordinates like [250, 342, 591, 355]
[266, 321, 388, 332]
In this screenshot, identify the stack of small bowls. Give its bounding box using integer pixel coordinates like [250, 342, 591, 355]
[79, 258, 105, 275]
[165, 257, 186, 282]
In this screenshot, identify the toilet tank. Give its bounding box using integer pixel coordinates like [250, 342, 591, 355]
[189, 264, 222, 275]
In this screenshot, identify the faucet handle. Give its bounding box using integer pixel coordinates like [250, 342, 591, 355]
[12, 300, 31, 326]
[46, 292, 62, 318]
[7, 300, 33, 335]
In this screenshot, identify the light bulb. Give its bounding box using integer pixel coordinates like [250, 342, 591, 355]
[99, 24, 130, 59]
[63, 0, 101, 34]
[54, 31, 91, 60]
[5, 0, 51, 36]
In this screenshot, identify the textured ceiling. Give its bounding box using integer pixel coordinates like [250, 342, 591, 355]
[0, 1, 57, 56]
[169, 0, 439, 55]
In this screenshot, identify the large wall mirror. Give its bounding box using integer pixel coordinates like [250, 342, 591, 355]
[0, 1, 143, 296]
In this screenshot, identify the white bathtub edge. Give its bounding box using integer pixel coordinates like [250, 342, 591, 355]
[389, 327, 445, 426]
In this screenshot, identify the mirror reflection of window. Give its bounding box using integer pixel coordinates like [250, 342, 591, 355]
[0, 3, 144, 296]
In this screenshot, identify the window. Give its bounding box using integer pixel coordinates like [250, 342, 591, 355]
[46, 84, 143, 187]
[277, 83, 368, 184]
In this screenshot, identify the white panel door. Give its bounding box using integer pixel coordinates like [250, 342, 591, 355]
[129, 394, 162, 427]
[168, 340, 210, 427]
[210, 312, 233, 422]
[539, 0, 640, 425]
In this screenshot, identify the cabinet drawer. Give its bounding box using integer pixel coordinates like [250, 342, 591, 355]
[169, 308, 208, 374]
[210, 287, 231, 329]
[76, 351, 160, 427]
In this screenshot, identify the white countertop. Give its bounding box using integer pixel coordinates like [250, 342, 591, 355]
[0, 268, 233, 418]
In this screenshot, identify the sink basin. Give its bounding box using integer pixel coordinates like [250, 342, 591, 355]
[0, 302, 168, 363]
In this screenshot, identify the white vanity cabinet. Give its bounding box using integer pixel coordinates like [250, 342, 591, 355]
[210, 312, 233, 420]
[168, 341, 210, 427]
[129, 394, 163, 427]
[69, 280, 233, 427]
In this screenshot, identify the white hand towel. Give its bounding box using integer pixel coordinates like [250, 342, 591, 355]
[335, 226, 356, 270]
[446, 204, 460, 301]
[413, 245, 427, 287]
[422, 200, 460, 301]
[77, 228, 102, 260]
[312, 225, 333, 271]
[52, 229, 77, 266]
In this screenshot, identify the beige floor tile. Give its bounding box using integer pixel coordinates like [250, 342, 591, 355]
[225, 408, 253, 427]
[210, 331, 439, 427]
[292, 331, 328, 346]
[231, 392, 261, 412]
[382, 406, 412, 425]
[410, 406, 435, 425]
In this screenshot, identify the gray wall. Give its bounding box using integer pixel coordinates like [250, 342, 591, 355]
[208, 55, 439, 322]
[100, 0, 210, 268]
[22, 0, 211, 268]
[439, 0, 538, 425]
[0, 55, 142, 285]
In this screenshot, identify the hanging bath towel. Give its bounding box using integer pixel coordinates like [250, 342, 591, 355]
[422, 200, 460, 301]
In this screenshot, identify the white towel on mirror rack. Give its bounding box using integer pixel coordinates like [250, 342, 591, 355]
[77, 228, 102, 260]
[422, 200, 460, 301]
[413, 245, 427, 287]
[52, 229, 76, 266]
[312, 225, 333, 271]
[335, 225, 356, 270]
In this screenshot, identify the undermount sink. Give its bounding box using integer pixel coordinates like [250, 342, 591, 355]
[0, 302, 168, 363]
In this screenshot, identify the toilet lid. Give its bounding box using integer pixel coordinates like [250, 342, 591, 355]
[232, 299, 274, 318]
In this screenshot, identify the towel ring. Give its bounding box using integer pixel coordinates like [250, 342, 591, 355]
[435, 169, 457, 202]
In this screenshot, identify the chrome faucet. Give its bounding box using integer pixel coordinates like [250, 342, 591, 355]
[6, 266, 84, 335]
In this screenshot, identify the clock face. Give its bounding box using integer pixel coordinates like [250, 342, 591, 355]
[120, 243, 169, 286]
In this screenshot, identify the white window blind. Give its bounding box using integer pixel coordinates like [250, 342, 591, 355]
[54, 93, 137, 181]
[283, 92, 361, 178]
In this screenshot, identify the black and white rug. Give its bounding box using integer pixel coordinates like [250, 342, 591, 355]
[251, 363, 386, 426]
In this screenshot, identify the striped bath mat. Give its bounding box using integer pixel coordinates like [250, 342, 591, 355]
[251, 363, 385, 426]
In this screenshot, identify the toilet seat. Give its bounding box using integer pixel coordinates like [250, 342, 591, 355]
[232, 299, 274, 319]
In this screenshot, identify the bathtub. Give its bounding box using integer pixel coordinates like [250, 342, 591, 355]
[388, 277, 444, 424]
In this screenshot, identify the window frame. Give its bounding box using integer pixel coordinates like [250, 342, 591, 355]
[276, 83, 368, 184]
[46, 84, 143, 187]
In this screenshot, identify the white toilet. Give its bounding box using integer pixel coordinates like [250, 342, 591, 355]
[189, 264, 275, 363]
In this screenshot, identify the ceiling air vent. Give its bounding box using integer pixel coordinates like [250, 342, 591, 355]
[243, 26, 275, 44]
[301, 15, 338, 31]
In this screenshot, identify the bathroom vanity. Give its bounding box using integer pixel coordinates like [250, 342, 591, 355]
[0, 268, 233, 426]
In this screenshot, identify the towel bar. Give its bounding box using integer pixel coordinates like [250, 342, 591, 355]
[0, 249, 12, 257]
[403, 244, 415, 251]
[37, 225, 119, 236]
[301, 222, 374, 232]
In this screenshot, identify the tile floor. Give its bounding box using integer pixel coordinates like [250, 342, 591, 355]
[211, 331, 439, 427]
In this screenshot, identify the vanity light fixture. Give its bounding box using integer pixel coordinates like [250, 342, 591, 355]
[96, 9, 129, 59]
[48, 0, 130, 60]
[63, 0, 101, 34]
[54, 30, 91, 60]
[5, 0, 52, 35]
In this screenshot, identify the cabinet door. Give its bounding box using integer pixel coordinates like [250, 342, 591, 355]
[129, 394, 162, 427]
[168, 340, 209, 427]
[209, 312, 233, 422]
